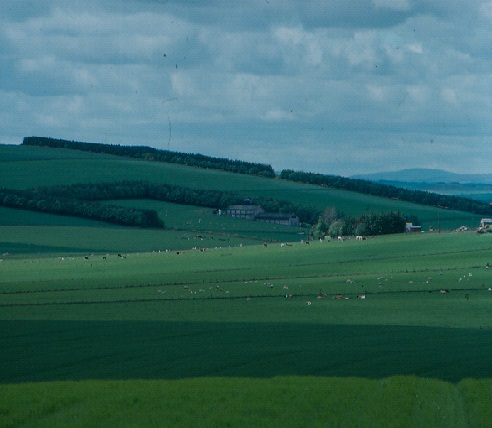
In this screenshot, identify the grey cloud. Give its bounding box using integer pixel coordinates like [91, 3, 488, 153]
[0, 0, 491, 175]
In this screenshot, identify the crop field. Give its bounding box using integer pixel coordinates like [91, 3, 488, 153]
[1, 232, 492, 426]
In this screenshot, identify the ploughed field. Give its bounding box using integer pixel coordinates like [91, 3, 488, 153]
[1, 232, 492, 427]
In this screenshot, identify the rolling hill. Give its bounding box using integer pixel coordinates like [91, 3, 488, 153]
[0, 143, 486, 256]
[352, 168, 492, 184]
[352, 168, 492, 203]
[2, 142, 492, 426]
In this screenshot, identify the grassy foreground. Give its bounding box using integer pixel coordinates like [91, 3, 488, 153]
[2, 232, 492, 426]
[1, 376, 491, 427]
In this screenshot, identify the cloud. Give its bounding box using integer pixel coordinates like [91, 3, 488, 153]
[372, 0, 412, 12]
[0, 0, 491, 175]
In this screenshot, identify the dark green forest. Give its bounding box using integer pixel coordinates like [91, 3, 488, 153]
[0, 187, 163, 228]
[22, 137, 275, 178]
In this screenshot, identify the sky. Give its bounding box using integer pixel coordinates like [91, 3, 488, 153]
[1, 0, 491, 176]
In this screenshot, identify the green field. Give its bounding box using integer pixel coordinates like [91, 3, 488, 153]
[2, 144, 492, 426]
[1, 232, 492, 426]
[0, 144, 483, 241]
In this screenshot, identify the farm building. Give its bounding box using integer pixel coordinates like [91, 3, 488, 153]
[480, 218, 492, 229]
[222, 204, 300, 226]
[224, 205, 264, 220]
[256, 212, 300, 226]
[406, 222, 422, 233]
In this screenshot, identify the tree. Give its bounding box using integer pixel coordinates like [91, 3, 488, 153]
[328, 220, 345, 238]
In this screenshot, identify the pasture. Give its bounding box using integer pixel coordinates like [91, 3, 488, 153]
[0, 144, 483, 234]
[1, 232, 492, 426]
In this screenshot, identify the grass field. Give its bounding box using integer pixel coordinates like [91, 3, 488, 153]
[2, 376, 491, 427]
[1, 232, 492, 426]
[2, 144, 492, 426]
[0, 144, 483, 235]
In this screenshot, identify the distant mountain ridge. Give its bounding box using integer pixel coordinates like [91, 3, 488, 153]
[352, 169, 492, 184]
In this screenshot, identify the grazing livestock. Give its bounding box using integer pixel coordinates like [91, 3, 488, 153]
[439, 289, 449, 294]
[357, 294, 366, 299]
[337, 236, 344, 241]
[333, 294, 343, 300]
[356, 235, 366, 241]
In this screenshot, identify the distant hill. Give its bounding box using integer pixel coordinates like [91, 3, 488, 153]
[352, 169, 492, 184]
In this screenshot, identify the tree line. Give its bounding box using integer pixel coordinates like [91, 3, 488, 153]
[28, 181, 322, 225]
[22, 137, 275, 178]
[0, 188, 163, 228]
[0, 181, 321, 227]
[310, 207, 407, 239]
[22, 136, 492, 217]
[1, 181, 412, 237]
[280, 169, 492, 216]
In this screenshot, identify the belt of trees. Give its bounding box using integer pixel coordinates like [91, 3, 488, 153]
[0, 181, 321, 226]
[311, 208, 407, 239]
[0, 189, 163, 228]
[1, 181, 410, 236]
[26, 181, 321, 225]
[22, 137, 276, 178]
[280, 169, 492, 216]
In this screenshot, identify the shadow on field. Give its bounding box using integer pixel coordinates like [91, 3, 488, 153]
[1, 320, 491, 383]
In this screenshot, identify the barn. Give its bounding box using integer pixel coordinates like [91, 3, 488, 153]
[256, 212, 300, 227]
[224, 205, 264, 220]
[405, 222, 422, 233]
[222, 204, 300, 226]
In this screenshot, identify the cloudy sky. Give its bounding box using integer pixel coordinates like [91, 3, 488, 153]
[1, 0, 491, 176]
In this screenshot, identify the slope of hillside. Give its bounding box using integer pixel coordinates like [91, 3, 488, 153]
[0, 144, 485, 255]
